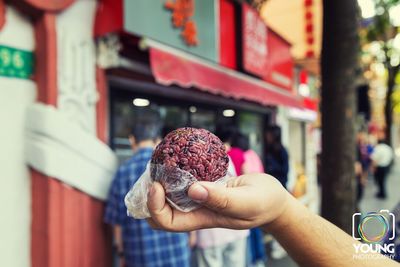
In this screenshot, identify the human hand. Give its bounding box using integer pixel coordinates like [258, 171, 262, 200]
[146, 173, 290, 232]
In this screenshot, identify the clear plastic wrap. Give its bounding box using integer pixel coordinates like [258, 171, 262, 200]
[124, 163, 227, 219]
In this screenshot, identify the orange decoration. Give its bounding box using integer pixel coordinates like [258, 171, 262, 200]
[304, 0, 314, 58]
[306, 50, 315, 58]
[181, 20, 198, 46]
[165, 0, 198, 46]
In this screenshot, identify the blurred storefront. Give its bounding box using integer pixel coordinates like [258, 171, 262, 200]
[277, 68, 320, 212]
[95, 0, 303, 162]
[0, 1, 319, 267]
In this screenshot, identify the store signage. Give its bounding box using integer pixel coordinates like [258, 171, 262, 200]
[288, 107, 317, 122]
[242, 3, 268, 77]
[241, 3, 294, 91]
[165, 0, 198, 46]
[263, 30, 294, 91]
[0, 45, 34, 80]
[124, 0, 217, 62]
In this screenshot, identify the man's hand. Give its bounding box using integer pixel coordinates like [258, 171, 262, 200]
[146, 173, 400, 267]
[146, 174, 289, 231]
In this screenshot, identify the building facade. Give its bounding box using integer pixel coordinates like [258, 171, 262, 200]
[0, 1, 319, 266]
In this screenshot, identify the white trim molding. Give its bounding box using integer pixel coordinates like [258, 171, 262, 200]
[25, 103, 118, 200]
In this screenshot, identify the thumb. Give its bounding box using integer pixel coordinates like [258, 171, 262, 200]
[188, 182, 232, 211]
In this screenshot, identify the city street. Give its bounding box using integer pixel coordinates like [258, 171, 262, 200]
[3, 1, 400, 266]
[268, 157, 400, 267]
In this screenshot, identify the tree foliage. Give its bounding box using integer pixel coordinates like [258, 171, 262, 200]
[361, 0, 400, 143]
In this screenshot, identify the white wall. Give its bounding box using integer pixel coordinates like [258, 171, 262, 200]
[277, 107, 320, 213]
[56, 0, 98, 134]
[25, 0, 117, 200]
[0, 6, 35, 267]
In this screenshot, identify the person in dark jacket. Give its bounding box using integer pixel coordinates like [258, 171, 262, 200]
[264, 125, 289, 189]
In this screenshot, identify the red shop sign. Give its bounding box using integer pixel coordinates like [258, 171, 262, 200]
[263, 30, 294, 92]
[242, 4, 268, 77]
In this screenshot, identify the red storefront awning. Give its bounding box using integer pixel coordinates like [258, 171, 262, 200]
[148, 40, 302, 108]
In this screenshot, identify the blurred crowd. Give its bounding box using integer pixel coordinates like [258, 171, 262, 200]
[355, 131, 393, 205]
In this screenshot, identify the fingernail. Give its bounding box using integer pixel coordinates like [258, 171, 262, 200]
[148, 184, 156, 198]
[189, 184, 209, 202]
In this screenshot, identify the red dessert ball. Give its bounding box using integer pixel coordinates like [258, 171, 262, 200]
[151, 127, 229, 182]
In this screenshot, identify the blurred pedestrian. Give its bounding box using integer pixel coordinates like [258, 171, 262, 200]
[191, 129, 249, 267]
[264, 125, 289, 188]
[232, 133, 267, 267]
[193, 154, 249, 267]
[232, 133, 264, 174]
[104, 114, 190, 267]
[355, 159, 363, 207]
[224, 133, 246, 175]
[371, 139, 393, 199]
[355, 132, 368, 203]
[263, 125, 289, 259]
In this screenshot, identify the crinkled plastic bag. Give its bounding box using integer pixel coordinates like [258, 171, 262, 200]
[124, 163, 227, 219]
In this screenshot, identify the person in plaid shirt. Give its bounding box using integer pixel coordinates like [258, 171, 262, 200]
[104, 118, 190, 267]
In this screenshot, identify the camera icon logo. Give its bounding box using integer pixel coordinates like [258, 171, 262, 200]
[352, 210, 395, 243]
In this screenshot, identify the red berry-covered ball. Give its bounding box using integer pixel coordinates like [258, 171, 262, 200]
[151, 127, 229, 182]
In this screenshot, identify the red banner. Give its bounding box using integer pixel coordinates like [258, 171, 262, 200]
[242, 4, 268, 77]
[263, 30, 294, 91]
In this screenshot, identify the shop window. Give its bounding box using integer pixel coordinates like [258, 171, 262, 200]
[111, 97, 189, 162]
[190, 107, 216, 132]
[238, 111, 264, 158]
[160, 106, 189, 134]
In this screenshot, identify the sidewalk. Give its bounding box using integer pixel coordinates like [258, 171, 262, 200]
[267, 159, 400, 267]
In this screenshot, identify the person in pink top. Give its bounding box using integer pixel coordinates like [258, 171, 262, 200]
[227, 146, 245, 175]
[232, 133, 267, 266]
[244, 149, 265, 173]
[192, 130, 249, 267]
[222, 130, 246, 175]
[194, 158, 249, 267]
[232, 133, 264, 174]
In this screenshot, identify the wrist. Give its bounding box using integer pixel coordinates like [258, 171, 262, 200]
[263, 194, 305, 235]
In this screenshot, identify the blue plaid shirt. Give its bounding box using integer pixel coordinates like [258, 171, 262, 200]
[104, 147, 190, 267]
